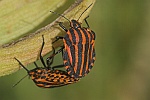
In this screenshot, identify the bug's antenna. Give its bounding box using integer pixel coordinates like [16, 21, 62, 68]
[14, 57, 29, 72]
[77, 3, 93, 21]
[12, 74, 28, 87]
[50, 11, 70, 23]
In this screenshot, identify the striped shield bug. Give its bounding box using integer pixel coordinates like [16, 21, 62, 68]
[13, 36, 79, 88]
[48, 3, 96, 78]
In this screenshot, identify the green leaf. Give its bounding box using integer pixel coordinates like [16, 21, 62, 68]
[0, 0, 96, 77]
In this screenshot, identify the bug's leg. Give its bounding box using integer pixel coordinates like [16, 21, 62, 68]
[84, 15, 90, 28]
[34, 62, 39, 68]
[59, 22, 68, 32]
[60, 46, 64, 57]
[46, 46, 64, 67]
[52, 36, 64, 44]
[52, 64, 64, 70]
[47, 46, 55, 67]
[39, 35, 47, 68]
[54, 46, 64, 56]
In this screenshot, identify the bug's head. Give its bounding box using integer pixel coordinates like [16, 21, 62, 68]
[28, 68, 39, 78]
[70, 3, 93, 29]
[50, 3, 93, 29]
[28, 68, 48, 79]
[70, 20, 81, 28]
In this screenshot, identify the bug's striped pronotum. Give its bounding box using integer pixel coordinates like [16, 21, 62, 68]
[14, 36, 79, 88]
[47, 3, 96, 78]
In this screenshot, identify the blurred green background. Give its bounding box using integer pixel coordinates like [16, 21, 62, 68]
[1, 0, 150, 100]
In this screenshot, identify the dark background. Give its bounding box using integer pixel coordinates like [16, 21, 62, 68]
[1, 0, 150, 100]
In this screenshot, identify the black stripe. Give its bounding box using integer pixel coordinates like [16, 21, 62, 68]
[67, 28, 76, 68]
[88, 46, 95, 70]
[91, 47, 96, 67]
[64, 28, 76, 75]
[91, 30, 96, 40]
[74, 28, 83, 77]
[69, 28, 76, 44]
[64, 34, 72, 46]
[89, 30, 93, 43]
[70, 45, 75, 67]
[81, 28, 90, 76]
[88, 37, 93, 70]
[86, 30, 95, 71]
[63, 50, 75, 76]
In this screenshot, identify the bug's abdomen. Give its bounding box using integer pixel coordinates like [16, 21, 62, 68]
[63, 28, 95, 78]
[30, 69, 79, 88]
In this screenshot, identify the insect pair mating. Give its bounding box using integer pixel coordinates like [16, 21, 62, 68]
[14, 3, 96, 88]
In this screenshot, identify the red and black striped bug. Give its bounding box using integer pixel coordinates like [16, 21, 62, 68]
[47, 3, 96, 78]
[13, 36, 79, 88]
